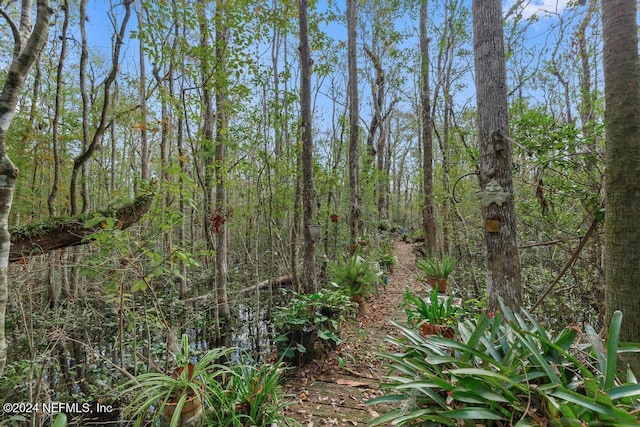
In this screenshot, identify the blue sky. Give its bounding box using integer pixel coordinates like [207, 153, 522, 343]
[504, 0, 570, 18]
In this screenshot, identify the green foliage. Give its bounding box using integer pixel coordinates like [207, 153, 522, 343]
[416, 254, 457, 279]
[216, 362, 298, 426]
[368, 304, 640, 426]
[329, 250, 382, 298]
[272, 288, 356, 359]
[51, 413, 68, 427]
[402, 287, 463, 327]
[119, 335, 236, 426]
[376, 251, 397, 272]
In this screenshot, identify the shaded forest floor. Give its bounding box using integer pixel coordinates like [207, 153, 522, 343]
[283, 239, 421, 426]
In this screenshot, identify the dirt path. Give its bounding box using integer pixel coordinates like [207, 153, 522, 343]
[283, 240, 420, 426]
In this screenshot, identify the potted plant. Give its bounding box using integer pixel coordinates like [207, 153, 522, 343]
[416, 254, 457, 293]
[272, 288, 356, 364]
[329, 250, 381, 316]
[402, 288, 462, 338]
[220, 362, 298, 426]
[377, 252, 397, 274]
[120, 335, 235, 426]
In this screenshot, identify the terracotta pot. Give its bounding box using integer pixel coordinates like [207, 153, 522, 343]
[420, 323, 454, 339]
[426, 277, 448, 293]
[330, 214, 339, 222]
[162, 389, 205, 426]
[352, 294, 369, 317]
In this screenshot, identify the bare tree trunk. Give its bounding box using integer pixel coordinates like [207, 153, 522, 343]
[0, 0, 53, 375]
[299, 0, 317, 293]
[602, 0, 640, 377]
[420, 0, 437, 254]
[48, 0, 69, 216]
[215, 0, 231, 319]
[195, 1, 221, 336]
[347, 0, 361, 245]
[364, 45, 392, 221]
[472, 0, 522, 311]
[136, 3, 150, 181]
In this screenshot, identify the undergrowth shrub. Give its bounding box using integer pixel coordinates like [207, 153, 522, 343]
[368, 303, 640, 426]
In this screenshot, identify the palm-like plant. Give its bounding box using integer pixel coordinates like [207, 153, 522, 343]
[119, 335, 236, 427]
[329, 250, 381, 315]
[220, 362, 298, 426]
[416, 254, 457, 279]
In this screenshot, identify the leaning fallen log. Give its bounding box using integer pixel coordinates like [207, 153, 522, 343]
[234, 274, 293, 295]
[181, 275, 293, 304]
[9, 192, 154, 263]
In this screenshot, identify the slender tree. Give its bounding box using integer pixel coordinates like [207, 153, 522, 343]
[136, 2, 150, 181]
[0, 0, 53, 375]
[299, 0, 317, 293]
[347, 0, 361, 245]
[214, 0, 231, 319]
[48, 0, 69, 216]
[602, 0, 640, 376]
[472, 0, 522, 311]
[420, 0, 437, 254]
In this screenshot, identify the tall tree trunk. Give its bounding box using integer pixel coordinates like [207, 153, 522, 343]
[136, 3, 150, 181]
[347, 0, 361, 245]
[420, 0, 437, 254]
[472, 0, 522, 311]
[364, 45, 391, 221]
[196, 1, 221, 335]
[215, 0, 231, 319]
[602, 0, 640, 377]
[48, 0, 69, 216]
[299, 0, 317, 293]
[0, 0, 52, 375]
[364, 45, 381, 162]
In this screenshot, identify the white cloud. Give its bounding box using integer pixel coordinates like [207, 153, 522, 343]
[503, 0, 570, 20]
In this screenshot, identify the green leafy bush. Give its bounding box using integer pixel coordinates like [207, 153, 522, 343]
[272, 288, 356, 362]
[368, 304, 640, 426]
[329, 250, 382, 299]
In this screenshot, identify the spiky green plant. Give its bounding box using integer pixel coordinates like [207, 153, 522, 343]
[119, 335, 236, 427]
[416, 254, 457, 279]
[368, 303, 640, 426]
[402, 287, 463, 327]
[217, 362, 299, 426]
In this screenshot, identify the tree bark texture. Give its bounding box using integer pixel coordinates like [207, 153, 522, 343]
[347, 0, 361, 245]
[47, 0, 69, 216]
[299, 0, 317, 293]
[215, 0, 231, 319]
[472, 0, 522, 311]
[0, 0, 53, 375]
[420, 0, 437, 255]
[602, 0, 640, 376]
